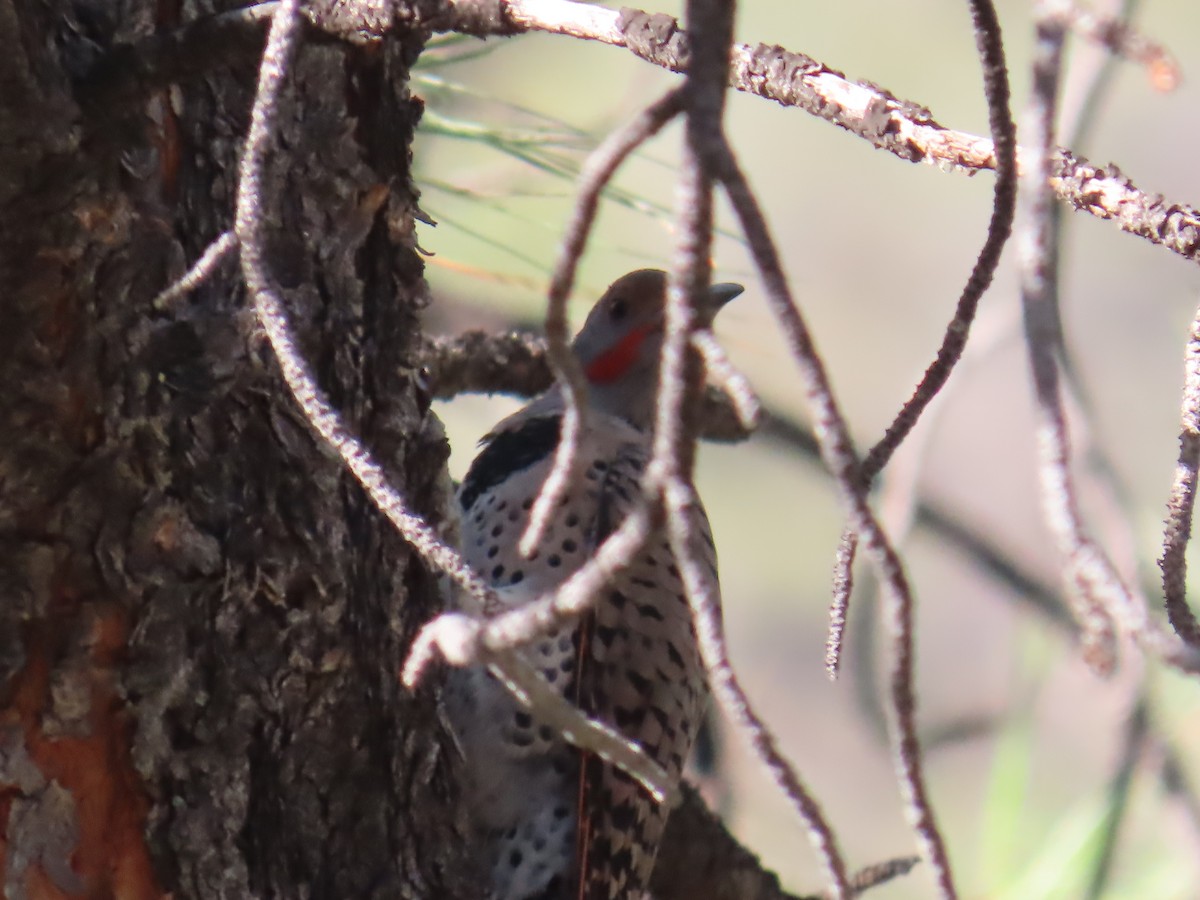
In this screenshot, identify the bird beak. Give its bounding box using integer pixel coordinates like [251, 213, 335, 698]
[708, 282, 745, 310]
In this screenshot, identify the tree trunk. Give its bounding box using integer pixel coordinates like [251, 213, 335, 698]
[0, 1, 475, 896]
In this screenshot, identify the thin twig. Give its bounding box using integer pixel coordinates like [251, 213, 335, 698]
[227, 0, 667, 797]
[1061, 0, 1140, 152]
[713, 141, 957, 898]
[825, 0, 1018, 678]
[655, 0, 852, 894]
[150, 231, 239, 310]
[1019, 3, 1120, 674]
[691, 329, 761, 431]
[655, 783, 918, 900]
[1160, 299, 1200, 648]
[519, 85, 685, 558]
[475, 504, 655, 652]
[665, 480, 852, 899]
[1061, 0, 1180, 91]
[404, 611, 671, 799]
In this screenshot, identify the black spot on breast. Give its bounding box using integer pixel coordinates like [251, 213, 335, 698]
[626, 670, 653, 697]
[609, 847, 636, 874]
[666, 642, 685, 669]
[637, 602, 664, 622]
[615, 706, 645, 730]
[459, 415, 562, 512]
[609, 802, 636, 830]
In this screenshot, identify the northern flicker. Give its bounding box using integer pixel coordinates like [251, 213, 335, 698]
[445, 269, 741, 900]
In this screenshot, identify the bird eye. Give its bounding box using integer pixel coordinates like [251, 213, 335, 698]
[609, 297, 628, 321]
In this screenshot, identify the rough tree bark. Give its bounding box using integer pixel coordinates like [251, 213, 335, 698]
[0, 0, 478, 895]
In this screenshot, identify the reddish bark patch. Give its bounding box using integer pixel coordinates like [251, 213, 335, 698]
[0, 604, 165, 899]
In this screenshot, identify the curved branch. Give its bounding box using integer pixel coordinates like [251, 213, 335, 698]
[436, 0, 1200, 266]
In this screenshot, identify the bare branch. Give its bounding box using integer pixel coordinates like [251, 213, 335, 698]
[713, 141, 956, 897]
[1019, 4, 1120, 674]
[826, 0, 1018, 678]
[151, 231, 239, 310]
[423, 330, 754, 441]
[691, 329, 761, 431]
[1160, 299, 1200, 648]
[520, 85, 685, 558]
[1061, 0, 1180, 91]
[436, 0, 1200, 266]
[665, 481, 851, 900]
[650, 0, 853, 895]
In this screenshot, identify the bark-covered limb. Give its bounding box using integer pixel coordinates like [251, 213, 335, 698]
[435, 0, 1200, 267]
[422, 329, 753, 441]
[654, 785, 919, 900]
[423, 329, 1079, 632]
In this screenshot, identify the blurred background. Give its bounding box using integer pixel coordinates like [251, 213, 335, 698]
[413, 2, 1200, 896]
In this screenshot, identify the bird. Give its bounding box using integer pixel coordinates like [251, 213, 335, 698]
[443, 269, 742, 900]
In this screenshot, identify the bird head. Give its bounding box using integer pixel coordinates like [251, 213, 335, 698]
[571, 269, 743, 429]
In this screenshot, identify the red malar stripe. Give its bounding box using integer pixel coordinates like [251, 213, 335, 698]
[584, 324, 652, 385]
